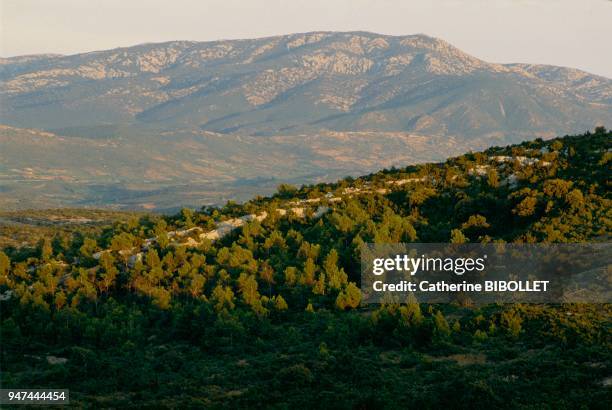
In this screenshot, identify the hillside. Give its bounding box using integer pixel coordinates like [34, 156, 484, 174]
[1, 128, 610, 407]
[1, 31, 611, 210]
[0, 208, 142, 249]
[0, 124, 467, 210]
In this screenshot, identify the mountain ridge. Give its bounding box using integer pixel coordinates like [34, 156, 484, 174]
[1, 31, 610, 210]
[3, 30, 610, 81]
[1, 31, 610, 136]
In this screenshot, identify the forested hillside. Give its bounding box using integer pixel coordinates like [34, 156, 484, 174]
[1, 128, 610, 408]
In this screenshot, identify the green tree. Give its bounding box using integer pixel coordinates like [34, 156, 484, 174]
[323, 249, 347, 290]
[79, 238, 98, 259]
[38, 238, 53, 262]
[110, 232, 136, 252]
[450, 229, 468, 244]
[434, 311, 451, 338]
[274, 294, 288, 311]
[211, 284, 235, 312]
[302, 257, 316, 286]
[335, 282, 361, 310]
[0, 251, 10, 277]
[284, 266, 298, 286]
[501, 309, 522, 338]
[487, 168, 499, 188]
[400, 294, 423, 326]
[180, 208, 195, 228]
[566, 189, 584, 209]
[515, 196, 538, 217]
[99, 252, 118, 293]
[277, 183, 298, 199]
[237, 273, 260, 306]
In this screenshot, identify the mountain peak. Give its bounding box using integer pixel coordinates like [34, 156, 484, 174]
[1, 31, 610, 136]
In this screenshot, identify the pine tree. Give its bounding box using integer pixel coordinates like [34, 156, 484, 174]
[274, 295, 288, 311]
[450, 229, 468, 244]
[0, 251, 10, 277]
[313, 273, 326, 295]
[284, 266, 298, 286]
[38, 238, 53, 262]
[400, 293, 423, 326]
[324, 249, 347, 290]
[211, 284, 235, 312]
[302, 257, 316, 286]
[487, 168, 499, 188]
[237, 273, 260, 306]
[434, 311, 451, 338]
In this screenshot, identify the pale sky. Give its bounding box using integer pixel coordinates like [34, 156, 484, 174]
[1, 0, 611, 78]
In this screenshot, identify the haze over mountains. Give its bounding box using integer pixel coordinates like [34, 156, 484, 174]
[1, 31, 611, 210]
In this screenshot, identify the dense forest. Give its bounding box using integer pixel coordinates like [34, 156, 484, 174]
[1, 128, 610, 408]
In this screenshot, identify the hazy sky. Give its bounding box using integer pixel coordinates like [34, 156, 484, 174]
[1, 0, 611, 78]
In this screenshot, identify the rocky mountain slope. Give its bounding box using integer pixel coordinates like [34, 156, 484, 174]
[1, 32, 610, 209]
[2, 31, 610, 138]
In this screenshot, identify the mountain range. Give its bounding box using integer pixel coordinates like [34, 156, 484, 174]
[1, 31, 610, 210]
